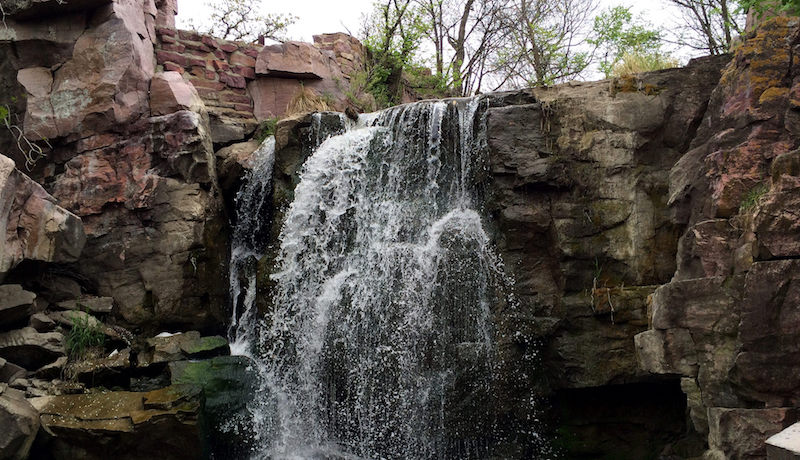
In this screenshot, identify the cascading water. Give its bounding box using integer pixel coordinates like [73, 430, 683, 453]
[232, 99, 529, 459]
[227, 136, 276, 357]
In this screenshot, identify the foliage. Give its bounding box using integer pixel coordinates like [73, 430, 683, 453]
[285, 84, 332, 116]
[739, 0, 800, 15]
[589, 7, 662, 78]
[612, 52, 680, 77]
[196, 0, 296, 43]
[668, 0, 744, 55]
[65, 309, 106, 359]
[360, 0, 427, 107]
[740, 183, 769, 211]
[255, 117, 280, 143]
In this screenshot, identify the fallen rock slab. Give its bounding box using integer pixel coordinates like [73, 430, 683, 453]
[30, 385, 202, 460]
[56, 297, 114, 314]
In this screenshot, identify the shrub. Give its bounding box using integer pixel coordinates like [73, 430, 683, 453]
[65, 309, 106, 359]
[285, 84, 332, 116]
[612, 52, 679, 77]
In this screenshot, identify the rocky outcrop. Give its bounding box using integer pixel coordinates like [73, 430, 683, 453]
[632, 17, 800, 459]
[483, 55, 728, 391]
[153, 23, 368, 126]
[2, 0, 229, 331]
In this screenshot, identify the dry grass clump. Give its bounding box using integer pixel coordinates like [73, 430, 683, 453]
[286, 84, 332, 115]
[612, 52, 679, 77]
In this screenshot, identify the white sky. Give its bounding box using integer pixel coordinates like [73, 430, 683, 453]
[176, 0, 683, 44]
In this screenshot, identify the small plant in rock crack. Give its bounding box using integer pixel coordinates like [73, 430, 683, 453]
[740, 183, 769, 212]
[65, 308, 106, 359]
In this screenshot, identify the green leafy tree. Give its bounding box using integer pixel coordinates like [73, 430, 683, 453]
[361, 0, 427, 106]
[414, 0, 505, 95]
[589, 6, 662, 78]
[738, 0, 800, 15]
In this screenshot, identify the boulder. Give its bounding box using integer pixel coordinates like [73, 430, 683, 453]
[28, 313, 55, 332]
[0, 327, 64, 370]
[0, 285, 35, 329]
[0, 358, 26, 384]
[0, 385, 39, 460]
[30, 385, 203, 460]
[0, 154, 85, 280]
[215, 140, 260, 193]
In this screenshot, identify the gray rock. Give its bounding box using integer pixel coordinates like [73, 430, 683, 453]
[0, 385, 39, 460]
[29, 313, 55, 332]
[0, 285, 35, 329]
[0, 358, 25, 384]
[137, 331, 229, 367]
[0, 327, 64, 370]
[0, 0, 111, 19]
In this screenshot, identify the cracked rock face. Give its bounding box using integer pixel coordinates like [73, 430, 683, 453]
[0, 154, 85, 280]
[2, 0, 228, 331]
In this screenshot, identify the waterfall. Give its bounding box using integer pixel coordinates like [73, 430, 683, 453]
[228, 136, 276, 357]
[236, 99, 521, 459]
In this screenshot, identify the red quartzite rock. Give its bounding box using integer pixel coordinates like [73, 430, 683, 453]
[0, 154, 85, 280]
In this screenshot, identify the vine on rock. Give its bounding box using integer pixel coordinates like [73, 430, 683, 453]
[0, 105, 51, 171]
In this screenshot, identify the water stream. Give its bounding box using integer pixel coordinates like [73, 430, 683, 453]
[229, 99, 521, 459]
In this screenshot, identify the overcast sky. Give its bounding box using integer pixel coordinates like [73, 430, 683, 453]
[176, 0, 684, 43]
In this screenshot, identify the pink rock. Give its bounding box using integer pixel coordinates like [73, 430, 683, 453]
[0, 154, 85, 279]
[150, 71, 204, 116]
[255, 41, 332, 79]
[229, 51, 255, 68]
[22, 2, 156, 139]
[248, 78, 303, 120]
[155, 0, 178, 28]
[219, 72, 246, 89]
